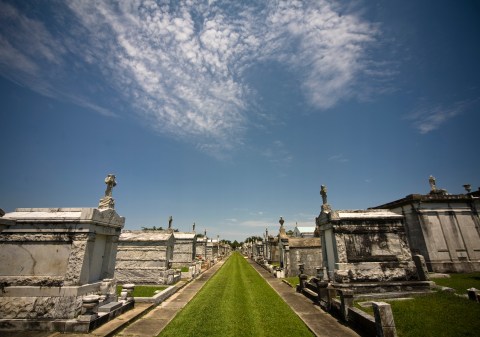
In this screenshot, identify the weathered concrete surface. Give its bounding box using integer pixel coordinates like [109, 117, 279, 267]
[115, 230, 175, 284]
[0, 207, 124, 326]
[317, 208, 417, 283]
[287, 237, 322, 276]
[171, 232, 196, 268]
[0, 297, 150, 337]
[249, 260, 360, 337]
[373, 189, 480, 273]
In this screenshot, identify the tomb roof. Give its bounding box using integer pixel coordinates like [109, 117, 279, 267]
[371, 192, 478, 209]
[120, 230, 172, 241]
[288, 237, 321, 247]
[296, 226, 315, 233]
[3, 207, 124, 227]
[4, 208, 83, 221]
[173, 232, 196, 239]
[335, 209, 403, 219]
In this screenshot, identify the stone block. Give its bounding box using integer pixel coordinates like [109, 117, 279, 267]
[98, 301, 122, 312]
[467, 288, 479, 301]
[77, 314, 97, 322]
[372, 302, 397, 337]
[339, 289, 354, 321]
[413, 254, 430, 281]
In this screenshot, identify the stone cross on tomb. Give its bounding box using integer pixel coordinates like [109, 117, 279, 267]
[99, 174, 116, 209]
[429, 175, 436, 192]
[168, 216, 173, 229]
[320, 185, 328, 205]
[104, 174, 116, 197]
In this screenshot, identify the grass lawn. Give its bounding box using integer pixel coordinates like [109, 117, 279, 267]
[284, 276, 299, 287]
[159, 252, 313, 337]
[116, 285, 168, 297]
[392, 291, 480, 337]
[431, 272, 480, 294]
[356, 291, 480, 337]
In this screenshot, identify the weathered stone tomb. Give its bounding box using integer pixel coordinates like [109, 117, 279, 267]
[171, 231, 197, 269]
[195, 232, 208, 260]
[293, 224, 316, 238]
[115, 230, 177, 284]
[372, 176, 480, 273]
[316, 185, 430, 294]
[287, 237, 322, 277]
[0, 206, 125, 331]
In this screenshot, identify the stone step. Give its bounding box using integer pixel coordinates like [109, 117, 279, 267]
[98, 301, 123, 313]
[303, 288, 318, 298]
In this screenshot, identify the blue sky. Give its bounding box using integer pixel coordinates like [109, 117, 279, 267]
[1, 0, 479, 242]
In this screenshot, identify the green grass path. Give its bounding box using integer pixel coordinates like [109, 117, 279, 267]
[159, 252, 313, 337]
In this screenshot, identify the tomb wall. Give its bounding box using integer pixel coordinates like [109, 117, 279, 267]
[0, 207, 124, 320]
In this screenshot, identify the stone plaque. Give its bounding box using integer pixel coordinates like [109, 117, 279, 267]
[0, 242, 71, 276]
[344, 233, 400, 262]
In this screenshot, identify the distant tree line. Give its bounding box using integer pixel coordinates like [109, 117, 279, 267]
[244, 236, 263, 243]
[141, 226, 178, 232]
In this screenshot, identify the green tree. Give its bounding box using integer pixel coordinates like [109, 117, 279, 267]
[141, 226, 164, 231]
[244, 236, 263, 243]
[230, 240, 241, 249]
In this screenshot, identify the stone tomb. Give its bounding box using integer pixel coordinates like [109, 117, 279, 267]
[317, 206, 431, 294]
[372, 177, 480, 273]
[206, 238, 220, 260]
[195, 236, 207, 260]
[0, 207, 125, 331]
[318, 209, 415, 282]
[293, 225, 316, 238]
[287, 237, 322, 277]
[218, 242, 231, 257]
[267, 236, 280, 264]
[115, 230, 178, 285]
[171, 232, 197, 269]
[315, 184, 431, 295]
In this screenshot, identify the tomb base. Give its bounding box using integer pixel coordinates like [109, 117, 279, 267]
[0, 300, 134, 333]
[332, 280, 433, 297]
[115, 268, 179, 285]
[333, 261, 418, 283]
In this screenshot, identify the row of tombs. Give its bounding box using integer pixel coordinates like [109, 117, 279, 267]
[0, 174, 231, 333]
[247, 176, 480, 296]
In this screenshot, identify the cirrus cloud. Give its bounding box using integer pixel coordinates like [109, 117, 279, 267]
[0, 0, 379, 157]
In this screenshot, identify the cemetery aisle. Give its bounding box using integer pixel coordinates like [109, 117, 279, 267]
[248, 260, 360, 337]
[159, 252, 314, 337]
[115, 259, 227, 336]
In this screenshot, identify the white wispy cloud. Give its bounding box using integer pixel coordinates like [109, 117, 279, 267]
[328, 153, 349, 163]
[235, 220, 270, 228]
[0, 1, 380, 156]
[407, 99, 474, 134]
[261, 140, 294, 165]
[262, 2, 378, 109]
[292, 221, 316, 228]
[248, 211, 265, 216]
